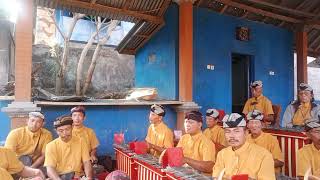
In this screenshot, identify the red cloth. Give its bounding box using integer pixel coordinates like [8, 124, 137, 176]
[162, 147, 183, 168]
[128, 141, 148, 154]
[217, 110, 225, 121]
[231, 174, 249, 180]
[114, 133, 124, 145]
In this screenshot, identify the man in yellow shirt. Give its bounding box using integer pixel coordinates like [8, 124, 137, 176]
[203, 108, 226, 152]
[212, 113, 275, 180]
[71, 106, 100, 163]
[176, 111, 215, 174]
[297, 115, 320, 179]
[0, 146, 45, 179]
[246, 110, 284, 174]
[242, 80, 274, 124]
[44, 115, 93, 179]
[5, 112, 52, 168]
[283, 83, 320, 128]
[145, 104, 174, 157]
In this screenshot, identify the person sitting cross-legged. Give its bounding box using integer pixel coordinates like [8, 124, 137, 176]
[44, 115, 93, 180]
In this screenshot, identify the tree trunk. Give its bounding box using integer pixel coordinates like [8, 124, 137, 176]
[82, 20, 119, 95]
[82, 44, 101, 95]
[75, 31, 98, 95]
[54, 13, 85, 95]
[55, 40, 69, 95]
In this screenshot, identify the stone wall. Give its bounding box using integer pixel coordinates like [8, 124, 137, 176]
[32, 43, 134, 96]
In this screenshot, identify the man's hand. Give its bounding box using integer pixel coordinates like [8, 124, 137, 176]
[90, 155, 98, 164]
[33, 169, 45, 180]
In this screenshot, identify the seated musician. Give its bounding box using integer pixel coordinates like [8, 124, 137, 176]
[283, 83, 320, 128]
[297, 115, 320, 179]
[145, 104, 174, 157]
[212, 113, 275, 180]
[246, 110, 284, 174]
[71, 106, 100, 163]
[44, 115, 93, 180]
[176, 111, 215, 174]
[5, 112, 52, 169]
[0, 146, 45, 179]
[242, 80, 274, 124]
[203, 108, 227, 152]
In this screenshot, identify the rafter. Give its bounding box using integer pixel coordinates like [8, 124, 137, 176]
[241, 11, 249, 18]
[220, 4, 229, 13]
[158, 0, 172, 16]
[122, 0, 132, 10]
[54, 0, 164, 24]
[309, 33, 320, 48]
[261, 0, 284, 23]
[245, 0, 316, 18]
[277, 0, 309, 28]
[197, 0, 204, 7]
[215, 0, 303, 24]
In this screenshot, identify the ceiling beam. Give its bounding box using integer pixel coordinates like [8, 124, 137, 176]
[122, 0, 132, 10]
[240, 11, 249, 18]
[133, 23, 165, 54]
[245, 0, 316, 18]
[220, 4, 229, 13]
[196, 0, 204, 7]
[54, 0, 164, 24]
[309, 33, 320, 48]
[215, 0, 303, 24]
[158, 0, 172, 16]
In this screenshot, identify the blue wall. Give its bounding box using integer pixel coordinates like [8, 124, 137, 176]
[41, 105, 177, 156]
[0, 100, 11, 143]
[193, 8, 294, 120]
[135, 5, 179, 100]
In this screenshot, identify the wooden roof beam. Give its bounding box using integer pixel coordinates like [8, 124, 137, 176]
[220, 4, 229, 13]
[122, 0, 132, 10]
[55, 0, 164, 24]
[309, 33, 320, 48]
[196, 0, 204, 7]
[215, 0, 303, 24]
[158, 0, 172, 16]
[245, 0, 316, 18]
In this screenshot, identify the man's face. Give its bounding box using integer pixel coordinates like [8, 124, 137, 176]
[149, 112, 161, 124]
[224, 127, 246, 147]
[56, 125, 73, 142]
[298, 90, 312, 103]
[71, 112, 85, 126]
[251, 87, 262, 98]
[307, 127, 320, 147]
[27, 116, 44, 133]
[206, 116, 218, 128]
[247, 120, 263, 135]
[184, 119, 202, 134]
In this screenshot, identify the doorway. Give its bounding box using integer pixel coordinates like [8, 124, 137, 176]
[231, 53, 253, 113]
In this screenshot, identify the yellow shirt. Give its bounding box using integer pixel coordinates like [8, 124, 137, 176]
[177, 132, 215, 162]
[242, 95, 274, 115]
[203, 125, 227, 146]
[72, 126, 100, 152]
[212, 142, 275, 180]
[247, 132, 283, 173]
[292, 103, 311, 126]
[0, 167, 13, 180]
[297, 143, 320, 177]
[0, 147, 24, 174]
[145, 122, 174, 157]
[5, 126, 53, 162]
[44, 136, 90, 176]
